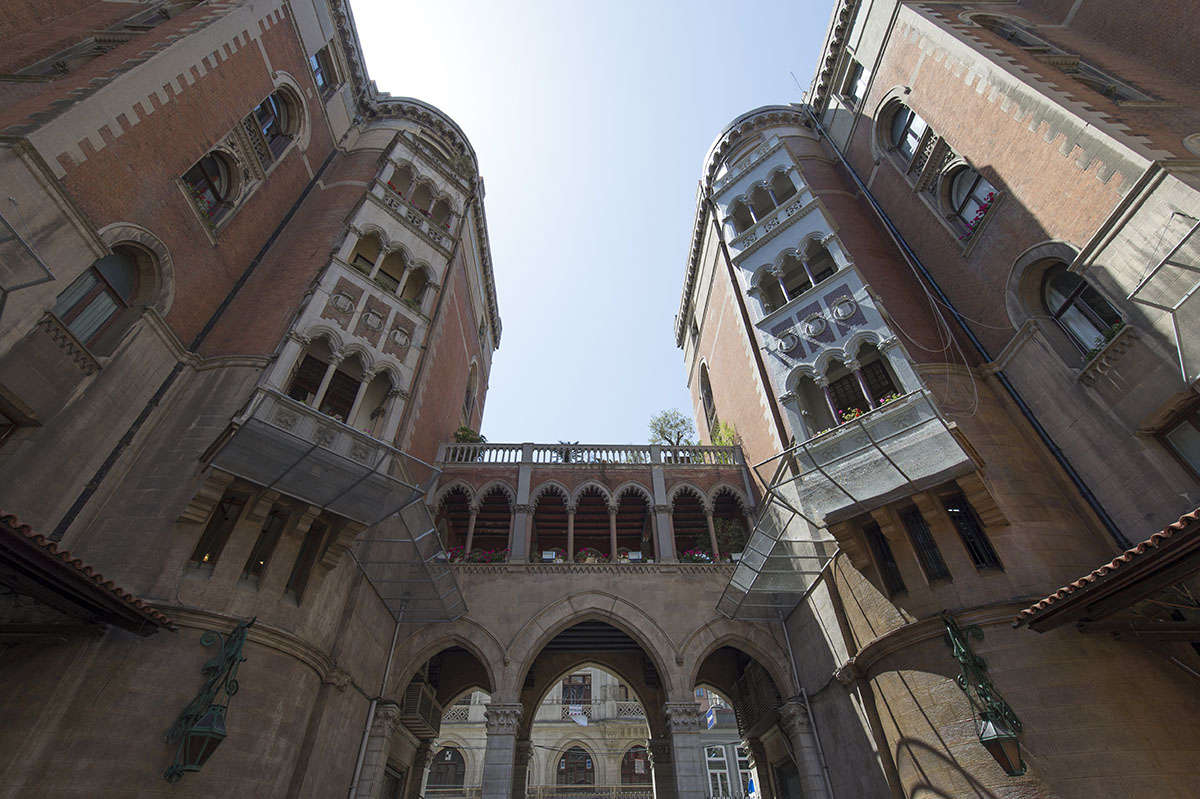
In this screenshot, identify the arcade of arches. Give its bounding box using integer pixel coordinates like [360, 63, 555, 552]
[353, 569, 832, 799]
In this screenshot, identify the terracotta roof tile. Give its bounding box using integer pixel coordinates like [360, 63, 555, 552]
[1014, 506, 1200, 627]
[0, 508, 173, 630]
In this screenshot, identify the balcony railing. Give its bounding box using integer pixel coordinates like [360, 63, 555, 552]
[615, 700, 645, 719]
[526, 787, 653, 799]
[436, 442, 741, 467]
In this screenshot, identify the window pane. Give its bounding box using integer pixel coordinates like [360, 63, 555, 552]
[901, 509, 951, 581]
[865, 523, 906, 596]
[943, 493, 1001, 569]
[67, 290, 120, 343]
[53, 270, 99, 318]
[1166, 419, 1200, 475]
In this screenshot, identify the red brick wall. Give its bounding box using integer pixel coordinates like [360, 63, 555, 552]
[0, 0, 134, 73]
[25, 5, 338, 356]
[845, 22, 1128, 355]
[401, 245, 487, 463]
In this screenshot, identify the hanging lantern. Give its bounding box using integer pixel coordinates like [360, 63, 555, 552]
[978, 712, 1026, 776]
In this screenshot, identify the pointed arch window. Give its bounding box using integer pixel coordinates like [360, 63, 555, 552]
[700, 364, 718, 430]
[427, 747, 466, 789]
[557, 747, 594, 785]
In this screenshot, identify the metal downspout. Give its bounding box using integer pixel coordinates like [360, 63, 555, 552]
[348, 613, 404, 798]
[800, 105, 1131, 550]
[779, 612, 837, 799]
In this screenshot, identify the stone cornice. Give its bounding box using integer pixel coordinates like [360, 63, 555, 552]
[837, 600, 1035, 684]
[450, 563, 735, 575]
[150, 604, 357, 694]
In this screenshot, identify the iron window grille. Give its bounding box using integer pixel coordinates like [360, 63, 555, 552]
[943, 493, 1002, 570]
[189, 494, 246, 570]
[900, 509, 951, 582]
[242, 508, 288, 583]
[865, 522, 906, 596]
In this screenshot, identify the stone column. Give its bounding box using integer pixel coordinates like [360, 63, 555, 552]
[311, 353, 343, 409]
[367, 243, 388, 279]
[510, 739, 533, 799]
[566, 506, 576, 562]
[772, 268, 790, 302]
[355, 703, 401, 799]
[664, 702, 707, 799]
[270, 334, 307, 391]
[847, 360, 874, 408]
[648, 738, 677, 799]
[405, 739, 437, 799]
[800, 257, 817, 287]
[347, 369, 377, 424]
[464, 505, 479, 554]
[608, 505, 619, 559]
[778, 699, 832, 799]
[656, 504, 677, 562]
[705, 508, 721, 560]
[481, 704, 523, 799]
[510, 504, 532, 562]
[744, 738, 775, 799]
[817, 378, 839, 421]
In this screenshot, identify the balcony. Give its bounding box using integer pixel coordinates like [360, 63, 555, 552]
[763, 389, 976, 526]
[719, 390, 974, 620]
[526, 788, 653, 799]
[205, 389, 464, 621]
[206, 389, 435, 524]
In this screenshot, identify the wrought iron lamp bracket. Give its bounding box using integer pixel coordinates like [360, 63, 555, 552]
[941, 612, 1022, 733]
[163, 617, 255, 783]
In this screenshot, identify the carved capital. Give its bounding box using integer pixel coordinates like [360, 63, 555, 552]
[654, 504, 672, 515]
[777, 699, 810, 738]
[743, 738, 768, 769]
[484, 704, 522, 735]
[663, 702, 702, 733]
[834, 659, 860, 687]
[322, 668, 351, 692]
[514, 504, 533, 515]
[647, 740, 672, 765]
[413, 739, 438, 771]
[514, 740, 533, 766]
[372, 702, 403, 737]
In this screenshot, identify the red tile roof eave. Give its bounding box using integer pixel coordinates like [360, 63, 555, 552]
[0, 509, 174, 633]
[1013, 507, 1200, 630]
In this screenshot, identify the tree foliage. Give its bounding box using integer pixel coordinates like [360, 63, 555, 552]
[648, 409, 696, 446]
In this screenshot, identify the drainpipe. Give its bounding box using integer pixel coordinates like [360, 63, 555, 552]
[348, 613, 404, 798]
[779, 611, 837, 799]
[799, 105, 1131, 550]
[51, 147, 339, 541]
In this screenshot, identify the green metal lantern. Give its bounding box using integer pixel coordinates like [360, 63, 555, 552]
[164, 619, 253, 783]
[978, 712, 1026, 776]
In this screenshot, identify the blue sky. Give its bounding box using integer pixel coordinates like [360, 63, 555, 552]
[354, 0, 836, 444]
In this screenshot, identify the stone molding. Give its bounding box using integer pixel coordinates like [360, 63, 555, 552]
[36, 313, 100, 375]
[837, 601, 1034, 682]
[177, 469, 235, 525]
[450, 563, 734, 575]
[484, 704, 522, 735]
[663, 702, 702, 733]
[152, 605, 352, 693]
